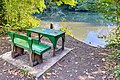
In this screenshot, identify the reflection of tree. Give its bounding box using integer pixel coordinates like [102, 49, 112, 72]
[36, 11, 109, 26]
[51, 10, 66, 18]
[41, 21, 108, 41]
[59, 22, 100, 41]
[41, 21, 113, 47]
[84, 31, 107, 47]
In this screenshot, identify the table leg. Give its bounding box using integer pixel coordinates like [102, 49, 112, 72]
[53, 47, 56, 57]
[27, 32, 31, 37]
[38, 34, 41, 42]
[38, 34, 43, 42]
[62, 37, 65, 50]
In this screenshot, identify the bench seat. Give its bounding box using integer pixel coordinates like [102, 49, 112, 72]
[9, 38, 51, 55]
[8, 31, 51, 66]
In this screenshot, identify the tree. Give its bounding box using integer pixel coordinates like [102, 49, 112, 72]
[53, 0, 77, 6]
[96, 0, 120, 49]
[2, 0, 46, 31]
[0, 0, 5, 25]
[96, 0, 119, 25]
[0, 0, 77, 34]
[96, 0, 120, 79]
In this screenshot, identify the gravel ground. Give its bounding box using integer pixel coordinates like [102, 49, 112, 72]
[0, 35, 113, 80]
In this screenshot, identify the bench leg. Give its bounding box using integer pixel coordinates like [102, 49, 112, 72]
[11, 45, 24, 58]
[29, 53, 35, 67]
[62, 37, 65, 50]
[53, 47, 56, 57]
[29, 53, 43, 66]
[11, 45, 16, 58]
[16, 46, 24, 55]
[35, 54, 43, 64]
[11, 45, 19, 58]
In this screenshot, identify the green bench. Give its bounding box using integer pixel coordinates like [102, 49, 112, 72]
[8, 32, 51, 66]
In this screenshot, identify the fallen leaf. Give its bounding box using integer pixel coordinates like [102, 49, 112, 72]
[78, 75, 88, 80]
[88, 75, 95, 79]
[46, 72, 52, 76]
[3, 62, 7, 65]
[52, 72, 56, 76]
[57, 63, 62, 67]
[42, 75, 46, 80]
[75, 62, 78, 64]
[102, 58, 106, 62]
[97, 68, 102, 74]
[69, 74, 73, 77]
[58, 67, 62, 71]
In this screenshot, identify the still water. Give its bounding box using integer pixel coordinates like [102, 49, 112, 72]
[35, 11, 115, 47]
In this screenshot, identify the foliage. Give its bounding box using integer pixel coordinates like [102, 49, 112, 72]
[58, 0, 98, 11]
[37, 0, 59, 18]
[74, 0, 98, 11]
[96, 0, 120, 49]
[0, 0, 5, 25]
[2, 0, 46, 32]
[90, 0, 119, 48]
[53, 0, 77, 6]
[96, 0, 119, 24]
[58, 17, 74, 37]
[40, 0, 99, 15]
[105, 27, 120, 49]
[19, 68, 29, 75]
[114, 69, 120, 80]
[111, 49, 120, 79]
[0, 0, 77, 34]
[45, 0, 58, 12]
[59, 27, 74, 37]
[96, 0, 120, 79]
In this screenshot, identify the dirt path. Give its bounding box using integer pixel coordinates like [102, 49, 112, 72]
[0, 35, 113, 80]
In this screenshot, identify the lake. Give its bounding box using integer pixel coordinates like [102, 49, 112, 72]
[34, 11, 115, 47]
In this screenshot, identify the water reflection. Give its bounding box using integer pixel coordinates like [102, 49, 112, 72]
[34, 11, 109, 26]
[40, 22, 114, 47]
[35, 11, 115, 47]
[84, 31, 107, 47]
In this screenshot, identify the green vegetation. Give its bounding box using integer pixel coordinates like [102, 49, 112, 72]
[97, 1, 120, 50]
[0, 0, 5, 25]
[96, 0, 120, 79]
[0, 0, 45, 34]
[0, 0, 77, 35]
[19, 67, 29, 75]
[60, 0, 98, 11]
[43, 0, 98, 13]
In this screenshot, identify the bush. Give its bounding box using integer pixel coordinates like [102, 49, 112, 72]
[0, 0, 46, 34]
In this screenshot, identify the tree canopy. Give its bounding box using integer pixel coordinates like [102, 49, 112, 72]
[0, 0, 77, 33]
[95, 0, 120, 49]
[96, 0, 120, 25]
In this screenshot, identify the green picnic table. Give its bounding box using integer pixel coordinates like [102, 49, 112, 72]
[26, 27, 65, 56]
